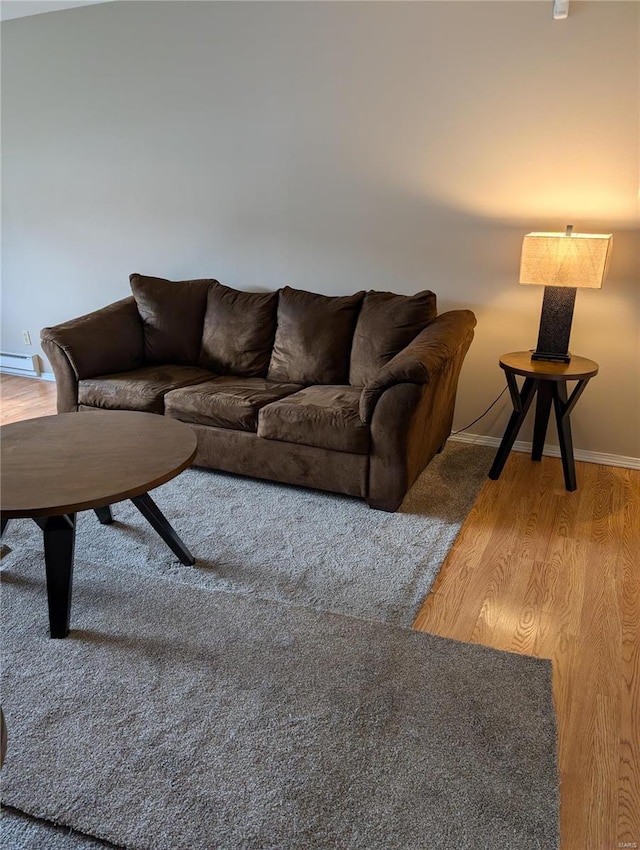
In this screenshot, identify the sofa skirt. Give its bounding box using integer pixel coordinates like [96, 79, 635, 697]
[188, 423, 369, 500]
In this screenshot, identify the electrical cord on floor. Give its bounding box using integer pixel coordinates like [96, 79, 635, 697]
[451, 386, 508, 435]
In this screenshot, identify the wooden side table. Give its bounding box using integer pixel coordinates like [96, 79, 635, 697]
[488, 351, 598, 491]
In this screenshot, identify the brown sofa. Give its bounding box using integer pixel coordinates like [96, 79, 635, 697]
[41, 274, 476, 511]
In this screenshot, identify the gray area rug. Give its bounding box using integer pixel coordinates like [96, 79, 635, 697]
[1, 808, 114, 850]
[1, 442, 493, 627]
[1, 553, 559, 850]
[0, 443, 558, 850]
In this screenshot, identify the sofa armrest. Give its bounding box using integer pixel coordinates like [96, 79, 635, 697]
[41, 297, 144, 412]
[41, 297, 144, 380]
[359, 310, 476, 423]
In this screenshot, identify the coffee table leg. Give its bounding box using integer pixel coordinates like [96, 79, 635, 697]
[131, 493, 195, 566]
[94, 506, 114, 525]
[34, 514, 76, 639]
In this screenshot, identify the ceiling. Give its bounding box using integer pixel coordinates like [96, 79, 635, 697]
[0, 1, 110, 22]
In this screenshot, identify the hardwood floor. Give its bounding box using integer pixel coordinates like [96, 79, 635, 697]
[415, 451, 639, 850]
[0, 373, 56, 424]
[2, 373, 638, 849]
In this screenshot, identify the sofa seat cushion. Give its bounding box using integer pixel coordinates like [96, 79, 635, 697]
[257, 385, 369, 454]
[78, 365, 215, 414]
[164, 377, 302, 432]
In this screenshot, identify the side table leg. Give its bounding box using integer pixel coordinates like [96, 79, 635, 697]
[553, 382, 577, 491]
[35, 514, 77, 639]
[489, 378, 538, 481]
[94, 506, 114, 525]
[531, 381, 553, 462]
[131, 493, 195, 566]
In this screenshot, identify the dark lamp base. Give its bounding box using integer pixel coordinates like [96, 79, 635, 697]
[531, 350, 572, 364]
[532, 285, 577, 365]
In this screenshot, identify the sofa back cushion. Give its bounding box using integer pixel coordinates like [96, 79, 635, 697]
[130, 273, 215, 365]
[349, 290, 437, 386]
[268, 287, 365, 385]
[199, 283, 278, 376]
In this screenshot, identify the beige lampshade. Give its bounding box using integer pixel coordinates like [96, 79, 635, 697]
[519, 231, 613, 288]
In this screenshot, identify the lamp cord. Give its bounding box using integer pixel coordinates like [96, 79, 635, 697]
[451, 386, 508, 435]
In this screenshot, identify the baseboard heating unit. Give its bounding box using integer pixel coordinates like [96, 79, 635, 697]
[0, 351, 41, 378]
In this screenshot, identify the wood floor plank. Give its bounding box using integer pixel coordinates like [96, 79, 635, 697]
[618, 469, 640, 845]
[0, 373, 56, 425]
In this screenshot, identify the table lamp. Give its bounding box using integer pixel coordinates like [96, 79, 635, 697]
[519, 225, 612, 363]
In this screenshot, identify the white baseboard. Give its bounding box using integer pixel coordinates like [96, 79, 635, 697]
[450, 431, 640, 471]
[0, 366, 38, 378]
[0, 352, 40, 378]
[0, 367, 56, 382]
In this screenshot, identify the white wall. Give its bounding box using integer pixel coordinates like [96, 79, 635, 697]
[2, 1, 638, 458]
[0, 1, 108, 22]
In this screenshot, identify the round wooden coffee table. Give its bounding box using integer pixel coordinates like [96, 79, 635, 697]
[1, 411, 197, 638]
